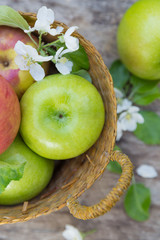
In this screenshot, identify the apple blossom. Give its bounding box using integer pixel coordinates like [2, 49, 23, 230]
[114, 88, 132, 114]
[116, 120, 123, 141]
[53, 47, 73, 75]
[14, 41, 53, 81]
[62, 225, 83, 240]
[59, 26, 79, 51]
[24, 6, 63, 36]
[119, 106, 144, 132]
[136, 164, 158, 178]
[117, 98, 132, 114]
[114, 87, 124, 99]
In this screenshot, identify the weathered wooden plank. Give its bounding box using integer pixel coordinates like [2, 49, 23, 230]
[0, 0, 160, 239]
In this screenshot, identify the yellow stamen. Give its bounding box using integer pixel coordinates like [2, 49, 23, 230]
[125, 113, 131, 120]
[59, 57, 68, 64]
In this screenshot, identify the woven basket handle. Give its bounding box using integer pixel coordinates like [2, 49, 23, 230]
[67, 151, 133, 220]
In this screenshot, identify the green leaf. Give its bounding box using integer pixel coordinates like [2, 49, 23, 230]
[0, 5, 29, 30]
[0, 160, 26, 194]
[129, 75, 160, 105]
[107, 161, 122, 174]
[73, 70, 92, 83]
[107, 145, 122, 174]
[0, 136, 27, 194]
[65, 44, 90, 72]
[132, 86, 160, 106]
[114, 145, 121, 151]
[109, 59, 130, 90]
[130, 75, 160, 93]
[134, 111, 160, 145]
[44, 47, 56, 56]
[124, 183, 151, 222]
[54, 41, 90, 72]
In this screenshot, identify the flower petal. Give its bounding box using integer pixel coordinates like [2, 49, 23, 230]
[56, 61, 73, 75]
[65, 36, 79, 51]
[54, 47, 64, 61]
[25, 45, 40, 59]
[34, 54, 53, 62]
[24, 26, 36, 33]
[119, 111, 127, 121]
[14, 55, 29, 70]
[132, 113, 144, 124]
[14, 41, 27, 55]
[29, 63, 45, 81]
[59, 48, 72, 57]
[49, 26, 63, 36]
[18, 43, 52, 62]
[56, 26, 64, 33]
[37, 6, 54, 24]
[62, 225, 83, 240]
[34, 20, 50, 32]
[65, 26, 79, 38]
[116, 121, 123, 141]
[136, 164, 158, 178]
[122, 118, 137, 131]
[128, 106, 140, 113]
[117, 98, 132, 113]
[114, 88, 123, 99]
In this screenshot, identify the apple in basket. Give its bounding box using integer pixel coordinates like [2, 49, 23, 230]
[0, 26, 49, 99]
[0, 134, 54, 205]
[20, 74, 105, 160]
[0, 75, 21, 155]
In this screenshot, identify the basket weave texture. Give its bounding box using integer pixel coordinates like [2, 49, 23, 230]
[0, 12, 133, 224]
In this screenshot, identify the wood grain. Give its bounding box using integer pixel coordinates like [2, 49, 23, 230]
[1, 0, 160, 239]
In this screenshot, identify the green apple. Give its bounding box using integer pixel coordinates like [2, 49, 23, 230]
[117, 0, 160, 80]
[20, 74, 105, 160]
[0, 134, 54, 205]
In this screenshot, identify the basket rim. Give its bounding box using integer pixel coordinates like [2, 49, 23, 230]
[0, 12, 117, 225]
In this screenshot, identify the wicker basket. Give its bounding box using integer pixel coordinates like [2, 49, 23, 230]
[0, 12, 133, 224]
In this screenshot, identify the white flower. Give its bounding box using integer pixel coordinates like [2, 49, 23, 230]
[114, 88, 132, 113]
[116, 120, 123, 141]
[119, 106, 144, 132]
[24, 6, 63, 36]
[136, 164, 158, 178]
[114, 88, 124, 99]
[53, 47, 73, 75]
[117, 98, 132, 114]
[60, 26, 79, 51]
[62, 225, 83, 240]
[14, 41, 53, 81]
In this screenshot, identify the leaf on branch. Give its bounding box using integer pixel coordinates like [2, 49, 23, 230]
[134, 110, 160, 145]
[124, 183, 151, 222]
[0, 5, 29, 30]
[73, 69, 92, 82]
[0, 160, 26, 194]
[0, 135, 27, 194]
[109, 59, 130, 90]
[130, 75, 160, 105]
[130, 75, 159, 93]
[107, 145, 122, 174]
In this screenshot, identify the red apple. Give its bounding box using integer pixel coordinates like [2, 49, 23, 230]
[0, 75, 21, 154]
[0, 26, 49, 99]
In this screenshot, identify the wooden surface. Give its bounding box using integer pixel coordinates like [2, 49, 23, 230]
[1, 0, 160, 239]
